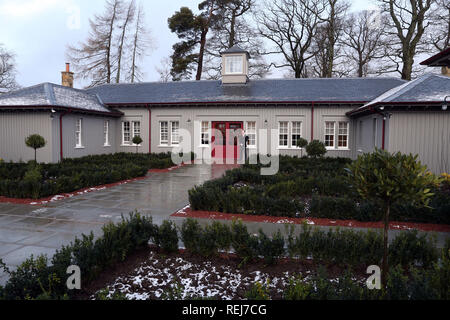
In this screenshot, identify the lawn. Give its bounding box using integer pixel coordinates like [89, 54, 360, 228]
[0, 152, 189, 199]
[189, 156, 450, 225]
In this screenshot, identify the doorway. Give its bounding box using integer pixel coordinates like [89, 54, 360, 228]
[211, 121, 243, 160]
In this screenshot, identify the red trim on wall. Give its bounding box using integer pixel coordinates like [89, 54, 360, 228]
[311, 102, 315, 141]
[381, 117, 386, 150]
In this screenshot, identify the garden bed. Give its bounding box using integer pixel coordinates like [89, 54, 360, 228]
[172, 205, 450, 233]
[188, 156, 450, 225]
[0, 152, 193, 203]
[78, 246, 368, 300]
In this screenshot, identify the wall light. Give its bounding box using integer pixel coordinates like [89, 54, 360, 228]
[443, 96, 449, 111]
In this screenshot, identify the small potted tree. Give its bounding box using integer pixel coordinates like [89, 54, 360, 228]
[25, 134, 46, 163]
[305, 140, 326, 158]
[132, 135, 143, 154]
[346, 148, 439, 286]
[296, 137, 308, 157]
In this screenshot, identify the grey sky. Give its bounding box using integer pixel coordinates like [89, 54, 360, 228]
[0, 0, 379, 88]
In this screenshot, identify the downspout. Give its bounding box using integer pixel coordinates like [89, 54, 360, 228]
[147, 105, 151, 154]
[59, 110, 71, 162]
[311, 102, 315, 141]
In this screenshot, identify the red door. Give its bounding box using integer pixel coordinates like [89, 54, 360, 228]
[212, 121, 243, 160]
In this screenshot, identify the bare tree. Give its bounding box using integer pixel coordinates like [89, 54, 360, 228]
[204, 0, 269, 79]
[256, 0, 327, 78]
[379, 0, 434, 80]
[341, 10, 386, 77]
[67, 0, 124, 87]
[156, 57, 172, 83]
[309, 0, 350, 78]
[0, 44, 18, 93]
[428, 0, 450, 51]
[129, 3, 153, 83]
[116, 0, 135, 83]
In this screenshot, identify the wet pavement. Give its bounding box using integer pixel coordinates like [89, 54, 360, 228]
[0, 163, 448, 286]
[0, 164, 234, 285]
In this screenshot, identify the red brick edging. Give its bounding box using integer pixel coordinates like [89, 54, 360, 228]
[0, 163, 189, 206]
[171, 206, 450, 233]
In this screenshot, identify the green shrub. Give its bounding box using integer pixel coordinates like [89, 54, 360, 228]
[309, 196, 357, 220]
[388, 230, 438, 268]
[230, 220, 259, 266]
[283, 276, 313, 300]
[306, 140, 327, 158]
[257, 230, 285, 265]
[154, 220, 179, 253]
[245, 280, 271, 300]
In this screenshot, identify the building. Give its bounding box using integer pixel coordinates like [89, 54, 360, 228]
[0, 46, 449, 173]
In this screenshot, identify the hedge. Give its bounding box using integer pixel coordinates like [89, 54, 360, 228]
[0, 215, 445, 300]
[0, 152, 194, 199]
[189, 156, 450, 224]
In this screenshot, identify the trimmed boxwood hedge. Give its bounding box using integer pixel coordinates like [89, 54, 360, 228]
[189, 156, 450, 224]
[0, 152, 194, 199]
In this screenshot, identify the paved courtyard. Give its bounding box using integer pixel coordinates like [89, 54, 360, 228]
[0, 164, 448, 286]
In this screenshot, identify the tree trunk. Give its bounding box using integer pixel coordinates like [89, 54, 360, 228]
[196, 30, 208, 81]
[229, 12, 236, 48]
[401, 54, 414, 81]
[382, 201, 390, 287]
[34, 148, 37, 163]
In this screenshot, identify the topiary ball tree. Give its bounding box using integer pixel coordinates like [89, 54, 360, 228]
[132, 135, 143, 153]
[306, 140, 327, 158]
[25, 134, 46, 163]
[345, 148, 439, 286]
[296, 137, 308, 157]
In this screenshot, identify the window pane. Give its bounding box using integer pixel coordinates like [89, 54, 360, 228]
[201, 121, 210, 145]
[325, 121, 335, 147]
[123, 121, 131, 144]
[104, 120, 109, 145]
[133, 121, 141, 137]
[226, 56, 243, 74]
[160, 121, 168, 145]
[171, 121, 180, 145]
[246, 121, 256, 146]
[279, 121, 288, 146]
[338, 122, 348, 148]
[292, 121, 302, 147]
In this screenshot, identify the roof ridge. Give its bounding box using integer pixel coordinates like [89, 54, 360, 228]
[43, 83, 56, 105]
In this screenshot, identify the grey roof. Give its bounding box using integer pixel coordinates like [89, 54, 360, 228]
[221, 45, 250, 58]
[87, 77, 406, 105]
[0, 83, 119, 115]
[362, 74, 450, 107]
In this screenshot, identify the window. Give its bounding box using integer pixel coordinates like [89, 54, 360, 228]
[160, 121, 169, 145]
[338, 122, 349, 148]
[171, 121, 180, 145]
[279, 121, 289, 147]
[104, 120, 110, 146]
[325, 121, 335, 148]
[122, 121, 131, 145]
[133, 121, 141, 139]
[291, 121, 302, 148]
[201, 121, 210, 145]
[75, 119, 83, 147]
[373, 118, 378, 148]
[225, 55, 243, 74]
[246, 121, 256, 147]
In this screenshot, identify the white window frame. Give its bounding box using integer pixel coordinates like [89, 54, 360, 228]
[200, 121, 210, 146]
[324, 121, 335, 149]
[291, 121, 302, 148]
[75, 118, 83, 148]
[225, 55, 243, 74]
[132, 121, 141, 145]
[104, 120, 110, 147]
[278, 121, 289, 148]
[245, 121, 257, 148]
[337, 121, 349, 149]
[171, 121, 180, 146]
[160, 121, 169, 146]
[122, 121, 131, 145]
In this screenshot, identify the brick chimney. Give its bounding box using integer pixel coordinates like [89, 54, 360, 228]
[442, 66, 450, 77]
[61, 63, 74, 88]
